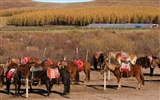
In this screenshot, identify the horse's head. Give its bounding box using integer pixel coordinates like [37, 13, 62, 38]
[5, 58, 12, 68]
[151, 58, 159, 68]
[57, 60, 68, 69]
[100, 58, 110, 74]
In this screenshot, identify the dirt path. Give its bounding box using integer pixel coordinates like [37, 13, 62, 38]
[0, 67, 159, 100]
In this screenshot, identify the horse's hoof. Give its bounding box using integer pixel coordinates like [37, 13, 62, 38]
[61, 93, 67, 96]
[136, 87, 140, 90]
[117, 88, 120, 90]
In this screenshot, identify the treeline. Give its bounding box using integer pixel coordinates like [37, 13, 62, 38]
[4, 6, 160, 26]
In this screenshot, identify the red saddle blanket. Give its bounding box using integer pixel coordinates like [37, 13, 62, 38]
[6, 68, 16, 79]
[47, 68, 59, 79]
[21, 56, 30, 64]
[74, 60, 83, 72]
[95, 51, 101, 61]
[120, 63, 130, 72]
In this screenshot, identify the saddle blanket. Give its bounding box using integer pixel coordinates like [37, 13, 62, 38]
[74, 59, 83, 72]
[47, 68, 59, 79]
[120, 63, 130, 72]
[95, 51, 101, 61]
[6, 68, 16, 79]
[21, 56, 30, 64]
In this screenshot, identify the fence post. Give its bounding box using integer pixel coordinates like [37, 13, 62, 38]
[104, 71, 106, 90]
[26, 78, 28, 98]
[76, 47, 78, 59]
[85, 49, 89, 61]
[108, 59, 111, 80]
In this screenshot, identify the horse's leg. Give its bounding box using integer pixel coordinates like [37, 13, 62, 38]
[117, 76, 121, 90]
[18, 83, 21, 95]
[116, 71, 121, 90]
[61, 70, 70, 96]
[135, 74, 142, 89]
[150, 67, 154, 77]
[14, 83, 19, 97]
[45, 81, 50, 96]
[6, 80, 11, 95]
[29, 82, 33, 93]
[94, 61, 98, 71]
[83, 69, 87, 83]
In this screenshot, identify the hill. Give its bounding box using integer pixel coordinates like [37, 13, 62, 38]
[1, 0, 159, 10]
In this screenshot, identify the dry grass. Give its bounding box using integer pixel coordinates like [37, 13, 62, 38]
[0, 29, 159, 63]
[0, 17, 8, 27]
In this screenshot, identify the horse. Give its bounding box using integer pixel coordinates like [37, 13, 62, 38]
[5, 57, 42, 68]
[58, 60, 79, 85]
[5, 58, 21, 68]
[6, 61, 70, 96]
[136, 55, 159, 76]
[93, 52, 108, 70]
[100, 61, 145, 90]
[108, 51, 137, 65]
[5, 63, 31, 96]
[74, 60, 91, 82]
[29, 62, 70, 96]
[0, 66, 4, 88]
[21, 56, 42, 65]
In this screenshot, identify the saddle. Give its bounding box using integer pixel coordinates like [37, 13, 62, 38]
[120, 51, 129, 61]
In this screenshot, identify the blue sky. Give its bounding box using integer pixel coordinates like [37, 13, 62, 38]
[32, 0, 95, 3]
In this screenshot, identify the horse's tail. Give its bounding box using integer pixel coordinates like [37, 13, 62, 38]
[140, 71, 145, 85]
[2, 71, 4, 85]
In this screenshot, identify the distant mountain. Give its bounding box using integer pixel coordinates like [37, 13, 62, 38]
[1, 0, 159, 10]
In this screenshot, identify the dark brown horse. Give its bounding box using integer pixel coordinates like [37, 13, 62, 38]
[74, 60, 91, 82]
[136, 55, 159, 76]
[5, 63, 32, 96]
[30, 60, 70, 96]
[100, 62, 145, 90]
[58, 60, 79, 84]
[6, 61, 70, 96]
[93, 52, 108, 71]
[0, 66, 4, 88]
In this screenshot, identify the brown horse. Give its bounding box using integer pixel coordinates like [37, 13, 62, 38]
[21, 57, 42, 65]
[5, 57, 42, 67]
[108, 51, 137, 65]
[100, 62, 145, 90]
[74, 60, 91, 82]
[0, 66, 4, 88]
[136, 55, 159, 76]
[58, 60, 79, 84]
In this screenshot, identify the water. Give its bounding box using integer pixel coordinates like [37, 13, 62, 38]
[32, 0, 95, 3]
